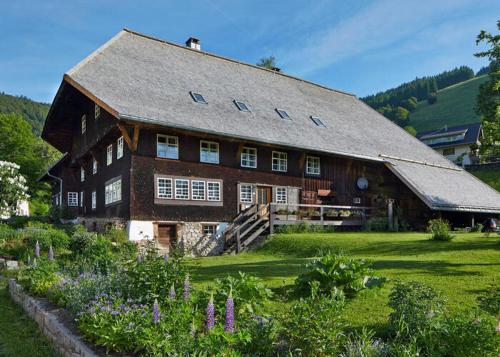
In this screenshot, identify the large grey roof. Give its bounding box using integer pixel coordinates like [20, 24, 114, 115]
[62, 29, 500, 213]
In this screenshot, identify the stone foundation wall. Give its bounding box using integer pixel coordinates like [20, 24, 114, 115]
[77, 217, 127, 233]
[178, 222, 226, 256]
[8, 279, 98, 357]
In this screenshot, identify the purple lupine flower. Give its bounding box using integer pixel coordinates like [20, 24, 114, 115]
[205, 295, 215, 331]
[169, 284, 176, 300]
[35, 241, 40, 258]
[152, 299, 159, 324]
[225, 290, 234, 333]
[183, 274, 190, 300]
[164, 253, 169, 264]
[48, 245, 54, 261]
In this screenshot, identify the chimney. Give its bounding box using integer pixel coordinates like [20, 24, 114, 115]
[185, 37, 201, 50]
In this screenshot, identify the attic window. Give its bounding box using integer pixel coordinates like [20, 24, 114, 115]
[234, 100, 250, 112]
[276, 109, 290, 120]
[190, 92, 207, 104]
[310, 116, 326, 127]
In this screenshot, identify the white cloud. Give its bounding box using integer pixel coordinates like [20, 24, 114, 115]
[277, 0, 494, 76]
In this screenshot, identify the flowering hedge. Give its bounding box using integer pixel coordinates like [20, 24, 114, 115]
[0, 161, 29, 217]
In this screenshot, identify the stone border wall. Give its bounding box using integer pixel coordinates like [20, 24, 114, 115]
[8, 279, 99, 357]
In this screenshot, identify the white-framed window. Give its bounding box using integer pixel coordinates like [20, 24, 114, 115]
[92, 157, 98, 175]
[275, 187, 287, 204]
[80, 167, 85, 182]
[241, 147, 257, 168]
[272, 151, 287, 172]
[80, 191, 84, 207]
[107, 144, 113, 165]
[175, 179, 189, 200]
[157, 135, 179, 159]
[191, 180, 206, 200]
[202, 225, 216, 235]
[207, 182, 221, 201]
[157, 178, 173, 199]
[105, 178, 122, 205]
[200, 140, 219, 164]
[240, 184, 254, 203]
[95, 104, 101, 119]
[91, 191, 96, 210]
[306, 156, 320, 175]
[81, 115, 86, 134]
[117, 136, 124, 159]
[68, 192, 78, 207]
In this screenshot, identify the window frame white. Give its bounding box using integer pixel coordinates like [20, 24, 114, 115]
[80, 191, 84, 208]
[107, 144, 113, 166]
[202, 225, 216, 235]
[117, 136, 124, 159]
[67, 192, 78, 207]
[191, 180, 206, 201]
[207, 181, 221, 202]
[157, 134, 179, 160]
[80, 166, 85, 182]
[157, 178, 173, 199]
[306, 155, 321, 175]
[175, 179, 190, 200]
[92, 157, 97, 175]
[200, 140, 219, 164]
[81, 115, 86, 134]
[240, 184, 254, 204]
[91, 191, 96, 210]
[240, 147, 257, 168]
[105, 178, 122, 205]
[275, 187, 287, 204]
[272, 151, 287, 172]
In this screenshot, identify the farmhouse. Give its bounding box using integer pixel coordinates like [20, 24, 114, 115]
[40, 29, 500, 255]
[417, 123, 482, 166]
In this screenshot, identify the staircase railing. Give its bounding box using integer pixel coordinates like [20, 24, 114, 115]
[224, 203, 270, 253]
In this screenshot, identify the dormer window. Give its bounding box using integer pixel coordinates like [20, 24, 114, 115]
[234, 100, 250, 112]
[190, 91, 207, 104]
[81, 115, 86, 134]
[95, 104, 101, 119]
[276, 109, 290, 120]
[310, 116, 326, 127]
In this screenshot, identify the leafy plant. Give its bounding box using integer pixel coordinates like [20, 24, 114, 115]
[18, 259, 62, 295]
[427, 218, 455, 241]
[363, 217, 389, 232]
[341, 328, 386, 357]
[477, 283, 500, 316]
[295, 252, 384, 296]
[471, 223, 484, 232]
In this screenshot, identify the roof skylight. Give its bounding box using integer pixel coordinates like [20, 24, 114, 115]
[234, 100, 250, 112]
[190, 92, 207, 104]
[276, 109, 291, 120]
[310, 116, 326, 127]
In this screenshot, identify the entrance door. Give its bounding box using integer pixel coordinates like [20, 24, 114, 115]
[157, 224, 177, 249]
[256, 186, 272, 216]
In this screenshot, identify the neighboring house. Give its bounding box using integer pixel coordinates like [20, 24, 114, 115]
[0, 200, 29, 220]
[39, 30, 500, 255]
[417, 123, 482, 166]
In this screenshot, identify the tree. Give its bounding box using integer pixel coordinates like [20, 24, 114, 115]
[256, 56, 277, 69]
[403, 126, 417, 136]
[427, 92, 438, 105]
[0, 161, 29, 217]
[394, 106, 409, 123]
[475, 20, 500, 156]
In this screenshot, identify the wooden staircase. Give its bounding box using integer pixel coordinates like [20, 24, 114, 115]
[223, 204, 270, 254]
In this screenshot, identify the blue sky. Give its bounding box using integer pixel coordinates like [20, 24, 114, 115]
[1, 0, 499, 103]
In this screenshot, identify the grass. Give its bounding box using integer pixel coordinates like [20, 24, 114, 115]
[471, 170, 500, 191]
[0, 278, 58, 356]
[187, 232, 500, 334]
[410, 75, 488, 133]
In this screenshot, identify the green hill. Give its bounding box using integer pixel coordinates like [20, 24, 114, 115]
[409, 75, 488, 133]
[0, 92, 50, 136]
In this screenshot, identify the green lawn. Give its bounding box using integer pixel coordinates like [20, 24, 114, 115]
[188, 232, 500, 334]
[471, 170, 500, 192]
[410, 75, 488, 133]
[0, 278, 58, 357]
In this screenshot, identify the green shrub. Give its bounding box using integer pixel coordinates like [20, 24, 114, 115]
[427, 218, 455, 241]
[104, 227, 128, 244]
[18, 259, 62, 295]
[341, 328, 386, 357]
[363, 217, 388, 232]
[471, 223, 484, 232]
[280, 282, 346, 355]
[274, 221, 335, 234]
[388, 281, 445, 338]
[212, 272, 273, 317]
[295, 252, 385, 297]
